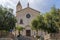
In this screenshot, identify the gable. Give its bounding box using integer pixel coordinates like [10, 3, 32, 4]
[16, 7, 40, 19]
[16, 7, 40, 14]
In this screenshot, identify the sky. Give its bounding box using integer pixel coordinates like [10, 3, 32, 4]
[0, 0, 60, 15]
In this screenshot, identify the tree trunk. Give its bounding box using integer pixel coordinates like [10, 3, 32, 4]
[18, 30, 20, 36]
[0, 31, 2, 37]
[36, 30, 38, 36]
[36, 30, 40, 40]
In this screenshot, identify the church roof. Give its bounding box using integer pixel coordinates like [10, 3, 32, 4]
[16, 7, 40, 13]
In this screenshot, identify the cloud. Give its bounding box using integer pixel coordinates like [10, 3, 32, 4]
[0, 0, 18, 15]
[28, 0, 54, 12]
[0, 0, 60, 14]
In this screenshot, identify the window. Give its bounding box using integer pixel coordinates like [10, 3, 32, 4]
[26, 14, 31, 18]
[20, 19, 23, 24]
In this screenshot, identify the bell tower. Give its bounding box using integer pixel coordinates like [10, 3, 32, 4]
[16, 1, 22, 12]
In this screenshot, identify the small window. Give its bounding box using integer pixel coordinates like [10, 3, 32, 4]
[20, 19, 23, 24]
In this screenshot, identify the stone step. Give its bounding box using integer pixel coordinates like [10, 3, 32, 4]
[17, 36, 37, 40]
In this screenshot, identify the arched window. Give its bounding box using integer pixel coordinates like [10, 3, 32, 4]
[20, 19, 23, 24]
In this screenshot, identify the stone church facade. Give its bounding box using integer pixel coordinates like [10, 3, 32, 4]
[16, 1, 40, 36]
[15, 1, 51, 40]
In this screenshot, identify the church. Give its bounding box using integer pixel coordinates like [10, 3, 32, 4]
[16, 1, 40, 36]
[15, 1, 51, 40]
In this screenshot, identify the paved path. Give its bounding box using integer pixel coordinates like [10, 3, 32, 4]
[0, 36, 37, 40]
[0, 38, 13, 40]
[17, 36, 37, 40]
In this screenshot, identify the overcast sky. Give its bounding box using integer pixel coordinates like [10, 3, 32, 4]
[0, 0, 60, 15]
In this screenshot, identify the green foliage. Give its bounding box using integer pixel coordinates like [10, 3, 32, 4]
[16, 26, 24, 31]
[16, 25, 24, 35]
[37, 15, 46, 30]
[31, 19, 39, 30]
[0, 5, 17, 31]
[31, 15, 45, 30]
[44, 6, 59, 33]
[31, 15, 45, 37]
[31, 6, 60, 35]
[36, 36, 40, 39]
